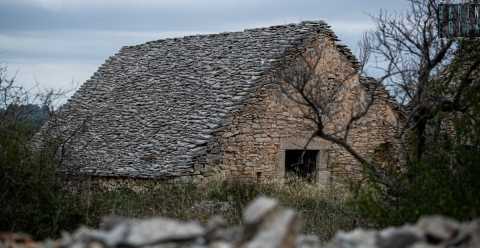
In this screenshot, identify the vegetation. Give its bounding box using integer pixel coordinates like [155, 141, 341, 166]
[349, 1, 480, 227]
[2, 0, 480, 241]
[353, 141, 480, 227]
[0, 104, 356, 240]
[79, 181, 355, 240]
[2, 155, 356, 240]
[269, 0, 480, 228]
[352, 60, 480, 226]
[0, 64, 355, 241]
[0, 65, 81, 238]
[0, 99, 354, 240]
[0, 67, 352, 238]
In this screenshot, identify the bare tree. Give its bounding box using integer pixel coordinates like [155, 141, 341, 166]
[365, 0, 480, 161]
[0, 64, 77, 164]
[0, 65, 67, 129]
[273, 0, 480, 189]
[273, 38, 394, 186]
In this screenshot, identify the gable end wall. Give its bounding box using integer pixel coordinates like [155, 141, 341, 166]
[205, 37, 399, 185]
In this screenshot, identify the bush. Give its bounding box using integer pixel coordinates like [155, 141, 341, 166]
[0, 121, 86, 238]
[352, 115, 480, 227]
[352, 81, 480, 227]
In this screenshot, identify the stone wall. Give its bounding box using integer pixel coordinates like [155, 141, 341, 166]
[327, 87, 400, 178]
[4, 197, 479, 248]
[208, 37, 399, 185]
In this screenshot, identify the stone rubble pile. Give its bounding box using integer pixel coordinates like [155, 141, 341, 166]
[1, 197, 479, 248]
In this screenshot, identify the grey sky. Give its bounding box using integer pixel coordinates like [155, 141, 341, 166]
[0, 0, 406, 93]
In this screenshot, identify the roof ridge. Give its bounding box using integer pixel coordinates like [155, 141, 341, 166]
[119, 19, 360, 69]
[122, 20, 332, 49]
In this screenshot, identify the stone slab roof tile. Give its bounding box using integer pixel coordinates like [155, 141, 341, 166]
[59, 20, 359, 178]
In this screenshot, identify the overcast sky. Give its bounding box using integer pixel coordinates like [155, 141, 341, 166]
[0, 0, 406, 94]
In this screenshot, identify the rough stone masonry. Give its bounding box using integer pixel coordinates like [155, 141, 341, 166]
[1, 197, 479, 248]
[41, 20, 400, 185]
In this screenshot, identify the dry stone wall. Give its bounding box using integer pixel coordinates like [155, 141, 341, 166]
[327, 87, 400, 179]
[3, 197, 479, 248]
[211, 83, 328, 182]
[209, 37, 399, 184]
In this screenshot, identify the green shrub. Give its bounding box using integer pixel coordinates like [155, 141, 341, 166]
[351, 79, 480, 227]
[352, 135, 480, 227]
[0, 121, 86, 239]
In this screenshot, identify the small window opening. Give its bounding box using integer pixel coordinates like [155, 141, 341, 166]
[285, 150, 318, 183]
[256, 172, 262, 182]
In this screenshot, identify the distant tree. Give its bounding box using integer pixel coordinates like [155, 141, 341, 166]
[0, 65, 65, 131]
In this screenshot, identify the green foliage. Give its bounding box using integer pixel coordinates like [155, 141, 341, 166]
[0, 118, 85, 239]
[353, 144, 480, 227]
[352, 85, 480, 227]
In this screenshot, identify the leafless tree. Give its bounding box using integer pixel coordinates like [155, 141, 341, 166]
[273, 38, 394, 186]
[0, 64, 80, 164]
[365, 0, 480, 161]
[273, 0, 480, 188]
[0, 65, 67, 128]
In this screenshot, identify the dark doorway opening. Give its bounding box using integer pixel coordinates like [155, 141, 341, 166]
[285, 150, 318, 182]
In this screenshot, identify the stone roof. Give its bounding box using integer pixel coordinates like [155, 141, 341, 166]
[59, 20, 358, 179]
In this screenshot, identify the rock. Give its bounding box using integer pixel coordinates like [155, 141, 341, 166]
[206, 216, 228, 233]
[377, 226, 423, 248]
[416, 216, 459, 244]
[206, 216, 240, 243]
[4, 197, 480, 248]
[327, 229, 378, 248]
[242, 197, 279, 225]
[125, 217, 205, 246]
[209, 241, 233, 248]
[237, 197, 300, 248]
[60, 217, 205, 248]
[444, 219, 480, 248]
[242, 209, 300, 248]
[297, 235, 322, 248]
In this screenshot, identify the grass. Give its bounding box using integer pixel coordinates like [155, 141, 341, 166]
[72, 179, 358, 241]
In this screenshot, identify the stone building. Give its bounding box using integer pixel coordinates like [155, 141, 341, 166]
[48, 21, 400, 186]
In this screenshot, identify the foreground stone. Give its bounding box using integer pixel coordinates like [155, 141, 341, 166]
[1, 197, 479, 248]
